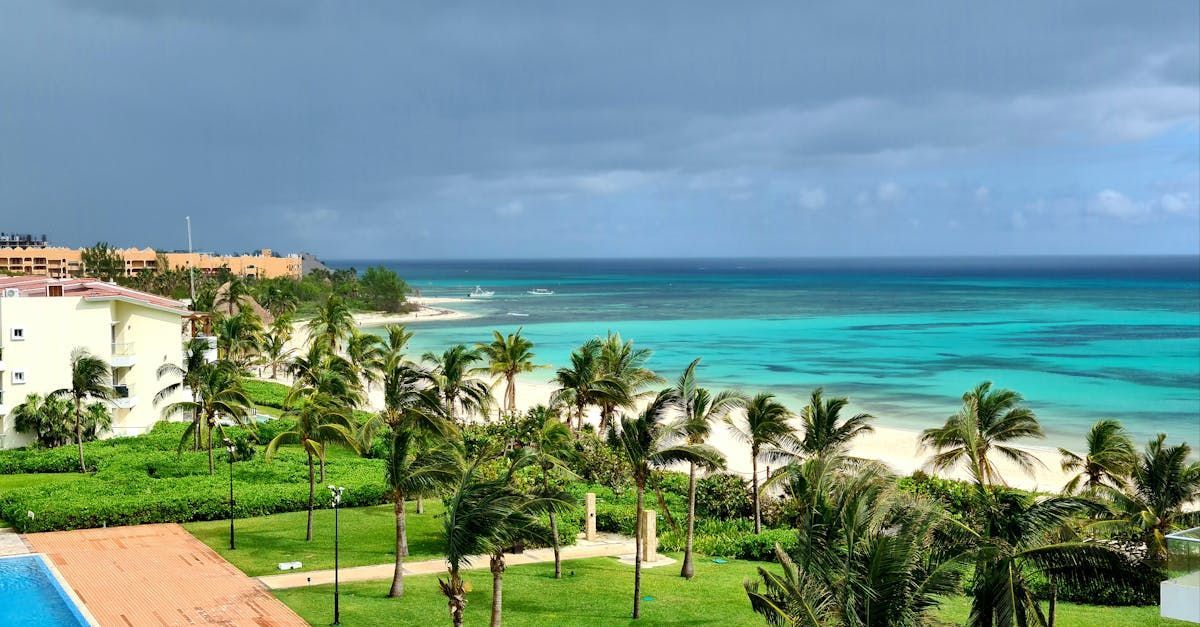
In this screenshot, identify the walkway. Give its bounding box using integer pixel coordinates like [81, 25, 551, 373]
[0, 526, 30, 556]
[259, 531, 639, 589]
[25, 523, 307, 626]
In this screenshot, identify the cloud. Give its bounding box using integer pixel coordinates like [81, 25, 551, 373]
[797, 186, 827, 210]
[1089, 189, 1150, 220]
[876, 182, 904, 203]
[974, 186, 990, 204]
[495, 200, 525, 217]
[1160, 192, 1192, 214]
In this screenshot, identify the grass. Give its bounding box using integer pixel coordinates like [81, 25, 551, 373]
[274, 554, 769, 626]
[185, 500, 446, 577]
[0, 472, 85, 491]
[932, 595, 1188, 627]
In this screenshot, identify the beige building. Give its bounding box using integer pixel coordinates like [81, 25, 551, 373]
[0, 276, 191, 449]
[0, 247, 301, 279]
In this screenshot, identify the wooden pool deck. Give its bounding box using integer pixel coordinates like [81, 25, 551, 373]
[25, 523, 306, 626]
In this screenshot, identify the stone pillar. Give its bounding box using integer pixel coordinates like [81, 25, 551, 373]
[585, 493, 597, 540]
[641, 509, 658, 562]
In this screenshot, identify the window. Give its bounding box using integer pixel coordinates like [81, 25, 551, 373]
[12, 370, 26, 385]
[10, 327, 24, 341]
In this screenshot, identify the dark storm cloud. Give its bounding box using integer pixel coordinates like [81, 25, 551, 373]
[0, 1, 1196, 257]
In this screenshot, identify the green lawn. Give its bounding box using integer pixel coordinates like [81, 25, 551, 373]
[0, 472, 85, 491]
[185, 501, 446, 577]
[932, 595, 1187, 627]
[274, 554, 769, 626]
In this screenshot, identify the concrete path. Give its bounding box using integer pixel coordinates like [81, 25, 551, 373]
[0, 527, 30, 556]
[259, 532, 643, 589]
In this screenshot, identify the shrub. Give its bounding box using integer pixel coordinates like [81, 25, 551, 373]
[569, 432, 631, 491]
[695, 473, 752, 521]
[242, 379, 290, 409]
[659, 518, 797, 561]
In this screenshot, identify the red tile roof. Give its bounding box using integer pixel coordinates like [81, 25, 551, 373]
[0, 276, 189, 314]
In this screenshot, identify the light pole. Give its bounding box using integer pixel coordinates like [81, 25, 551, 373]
[224, 438, 235, 550]
[329, 485, 345, 626]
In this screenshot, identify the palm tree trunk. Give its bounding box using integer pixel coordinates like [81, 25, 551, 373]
[207, 423, 215, 475]
[319, 451, 326, 483]
[389, 495, 406, 598]
[74, 398, 87, 473]
[490, 553, 505, 627]
[549, 509, 562, 579]
[681, 462, 697, 578]
[632, 479, 645, 620]
[305, 451, 315, 542]
[417, 495, 425, 514]
[751, 448, 761, 534]
[505, 373, 516, 412]
[448, 570, 466, 627]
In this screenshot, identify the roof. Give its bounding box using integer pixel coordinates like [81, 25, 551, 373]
[0, 276, 190, 315]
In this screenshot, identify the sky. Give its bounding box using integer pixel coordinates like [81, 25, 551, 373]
[1, 1, 1198, 259]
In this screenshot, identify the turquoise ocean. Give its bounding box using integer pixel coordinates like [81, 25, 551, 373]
[329, 257, 1200, 449]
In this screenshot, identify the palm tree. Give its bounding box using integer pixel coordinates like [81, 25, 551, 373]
[670, 358, 742, 579]
[527, 405, 578, 579]
[423, 345, 491, 423]
[155, 338, 213, 450]
[82, 402, 113, 440]
[371, 359, 459, 597]
[346, 329, 385, 390]
[50, 349, 113, 473]
[215, 309, 264, 370]
[921, 382, 1045, 489]
[162, 360, 254, 474]
[1058, 419, 1136, 495]
[612, 390, 723, 619]
[265, 393, 359, 541]
[287, 343, 362, 409]
[747, 460, 971, 626]
[477, 327, 538, 413]
[725, 392, 797, 534]
[596, 332, 662, 432]
[257, 281, 299, 316]
[260, 328, 296, 381]
[550, 339, 624, 431]
[216, 275, 254, 315]
[799, 387, 874, 457]
[439, 450, 551, 627]
[307, 295, 355, 352]
[11, 393, 73, 448]
[967, 491, 1134, 627]
[1096, 434, 1200, 565]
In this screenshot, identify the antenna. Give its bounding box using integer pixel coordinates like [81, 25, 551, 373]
[186, 216, 196, 303]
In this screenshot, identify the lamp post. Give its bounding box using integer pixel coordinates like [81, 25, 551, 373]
[329, 485, 345, 626]
[224, 438, 235, 550]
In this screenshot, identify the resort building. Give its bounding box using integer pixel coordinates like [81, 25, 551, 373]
[0, 247, 302, 280]
[0, 233, 48, 249]
[0, 276, 191, 449]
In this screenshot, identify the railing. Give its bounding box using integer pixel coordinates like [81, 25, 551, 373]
[1162, 527, 1200, 622]
[111, 342, 136, 356]
[113, 384, 133, 398]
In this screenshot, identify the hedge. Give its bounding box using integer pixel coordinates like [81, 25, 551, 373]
[659, 519, 798, 561]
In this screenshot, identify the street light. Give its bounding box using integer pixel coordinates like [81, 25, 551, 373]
[224, 438, 236, 550]
[329, 485, 345, 626]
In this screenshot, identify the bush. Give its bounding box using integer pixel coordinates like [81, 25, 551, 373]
[695, 473, 752, 521]
[0, 422, 389, 532]
[1029, 557, 1165, 606]
[242, 379, 290, 409]
[568, 433, 631, 491]
[659, 518, 797, 561]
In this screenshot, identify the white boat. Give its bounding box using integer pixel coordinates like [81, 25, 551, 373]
[526, 288, 554, 295]
[506, 312, 530, 317]
[468, 286, 494, 298]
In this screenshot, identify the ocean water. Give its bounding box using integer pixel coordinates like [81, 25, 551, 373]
[329, 257, 1200, 449]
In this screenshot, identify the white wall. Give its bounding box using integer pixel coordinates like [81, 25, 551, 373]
[0, 296, 185, 448]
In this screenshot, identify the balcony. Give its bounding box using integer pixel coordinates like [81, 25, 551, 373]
[112, 384, 138, 410]
[111, 342, 136, 368]
[1162, 527, 1200, 623]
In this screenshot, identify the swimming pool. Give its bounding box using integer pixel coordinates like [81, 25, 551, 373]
[0, 554, 90, 626]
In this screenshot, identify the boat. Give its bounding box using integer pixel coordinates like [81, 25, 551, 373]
[506, 312, 530, 317]
[526, 288, 554, 295]
[468, 286, 494, 298]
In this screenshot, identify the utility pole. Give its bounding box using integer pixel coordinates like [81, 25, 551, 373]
[186, 216, 196, 304]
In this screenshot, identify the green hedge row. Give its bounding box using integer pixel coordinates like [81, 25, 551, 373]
[659, 519, 798, 561]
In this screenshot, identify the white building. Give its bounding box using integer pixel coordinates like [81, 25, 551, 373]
[0, 276, 190, 449]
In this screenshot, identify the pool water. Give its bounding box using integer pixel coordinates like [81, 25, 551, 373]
[0, 555, 89, 626]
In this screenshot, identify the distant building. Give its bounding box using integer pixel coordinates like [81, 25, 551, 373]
[0, 276, 192, 449]
[0, 247, 302, 280]
[0, 233, 48, 249]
